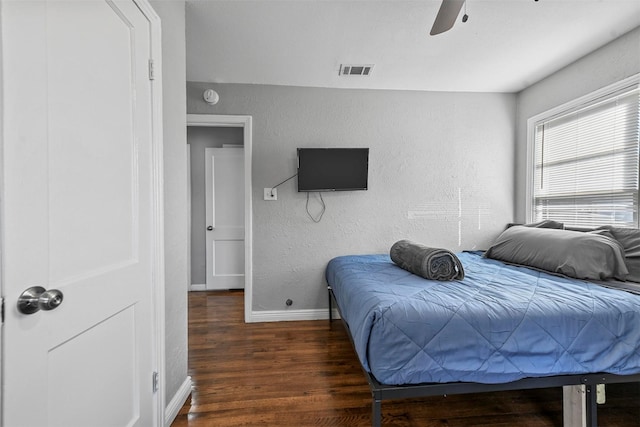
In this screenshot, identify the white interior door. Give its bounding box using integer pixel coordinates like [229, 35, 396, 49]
[205, 147, 245, 290]
[1, 1, 159, 426]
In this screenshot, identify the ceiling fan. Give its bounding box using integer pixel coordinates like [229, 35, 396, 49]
[430, 0, 466, 36]
[430, 0, 539, 35]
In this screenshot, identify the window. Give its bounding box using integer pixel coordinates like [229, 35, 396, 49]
[528, 76, 640, 228]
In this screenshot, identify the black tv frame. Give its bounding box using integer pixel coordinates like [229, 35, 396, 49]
[297, 147, 369, 192]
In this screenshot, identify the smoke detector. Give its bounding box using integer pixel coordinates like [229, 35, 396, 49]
[339, 64, 374, 76]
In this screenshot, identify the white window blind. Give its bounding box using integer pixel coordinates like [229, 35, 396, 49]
[532, 83, 640, 228]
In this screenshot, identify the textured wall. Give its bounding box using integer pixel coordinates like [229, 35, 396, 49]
[515, 26, 640, 222]
[150, 0, 189, 410]
[187, 82, 516, 312]
[188, 126, 243, 284]
[0, 0, 4, 404]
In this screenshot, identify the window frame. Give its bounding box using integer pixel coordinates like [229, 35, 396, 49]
[525, 73, 640, 226]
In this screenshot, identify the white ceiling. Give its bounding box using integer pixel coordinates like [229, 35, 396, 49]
[185, 0, 640, 93]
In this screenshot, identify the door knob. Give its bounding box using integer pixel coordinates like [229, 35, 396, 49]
[207, 226, 213, 231]
[17, 286, 64, 315]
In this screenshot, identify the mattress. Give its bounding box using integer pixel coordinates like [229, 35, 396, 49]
[325, 251, 640, 385]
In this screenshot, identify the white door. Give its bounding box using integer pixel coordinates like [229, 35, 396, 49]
[1, 1, 160, 426]
[205, 147, 245, 290]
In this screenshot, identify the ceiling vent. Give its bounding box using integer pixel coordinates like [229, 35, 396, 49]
[339, 64, 374, 77]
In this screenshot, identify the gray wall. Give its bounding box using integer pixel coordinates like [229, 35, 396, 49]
[187, 82, 516, 312]
[514, 26, 640, 222]
[150, 0, 189, 411]
[0, 1, 4, 407]
[188, 126, 243, 284]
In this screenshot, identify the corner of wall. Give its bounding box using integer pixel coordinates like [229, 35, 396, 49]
[164, 376, 192, 427]
[149, 0, 190, 416]
[513, 26, 640, 223]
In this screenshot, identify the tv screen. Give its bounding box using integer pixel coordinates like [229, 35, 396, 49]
[297, 148, 369, 192]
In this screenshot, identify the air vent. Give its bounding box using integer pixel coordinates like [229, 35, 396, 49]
[339, 64, 374, 76]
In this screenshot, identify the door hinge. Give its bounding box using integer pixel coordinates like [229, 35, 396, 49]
[1, 297, 4, 324]
[152, 371, 159, 393]
[148, 59, 155, 81]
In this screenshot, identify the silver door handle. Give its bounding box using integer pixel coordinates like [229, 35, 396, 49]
[17, 286, 64, 315]
[207, 226, 213, 231]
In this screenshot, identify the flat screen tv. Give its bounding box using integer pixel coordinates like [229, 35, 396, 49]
[297, 148, 369, 192]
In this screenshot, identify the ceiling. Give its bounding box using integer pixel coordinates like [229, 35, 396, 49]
[185, 0, 640, 93]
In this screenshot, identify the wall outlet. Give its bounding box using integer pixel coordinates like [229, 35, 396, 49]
[264, 188, 277, 201]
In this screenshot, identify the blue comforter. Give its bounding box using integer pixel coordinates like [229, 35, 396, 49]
[325, 251, 640, 385]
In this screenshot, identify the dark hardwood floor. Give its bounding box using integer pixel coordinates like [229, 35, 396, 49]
[172, 291, 639, 426]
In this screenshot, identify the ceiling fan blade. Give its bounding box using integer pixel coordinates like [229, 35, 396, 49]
[430, 0, 465, 36]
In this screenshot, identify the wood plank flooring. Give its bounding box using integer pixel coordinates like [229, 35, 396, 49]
[172, 291, 639, 426]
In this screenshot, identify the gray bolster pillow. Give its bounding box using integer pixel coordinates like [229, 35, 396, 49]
[390, 240, 465, 281]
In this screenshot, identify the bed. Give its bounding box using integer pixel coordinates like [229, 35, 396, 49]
[325, 226, 640, 427]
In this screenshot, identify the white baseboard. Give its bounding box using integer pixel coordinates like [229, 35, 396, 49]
[164, 376, 192, 427]
[190, 283, 246, 291]
[249, 308, 341, 323]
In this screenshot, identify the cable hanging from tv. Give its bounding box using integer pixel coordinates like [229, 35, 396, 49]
[306, 192, 325, 223]
[270, 173, 297, 197]
[269, 172, 326, 223]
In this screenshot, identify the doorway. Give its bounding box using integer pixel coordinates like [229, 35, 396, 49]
[186, 114, 253, 323]
[205, 146, 245, 290]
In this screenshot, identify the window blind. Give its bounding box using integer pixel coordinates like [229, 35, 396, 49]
[532, 84, 640, 228]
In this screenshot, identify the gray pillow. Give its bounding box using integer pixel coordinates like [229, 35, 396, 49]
[484, 226, 629, 281]
[597, 226, 640, 283]
[522, 220, 564, 229]
[390, 240, 464, 281]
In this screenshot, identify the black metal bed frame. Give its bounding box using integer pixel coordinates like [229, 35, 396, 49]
[328, 285, 640, 427]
